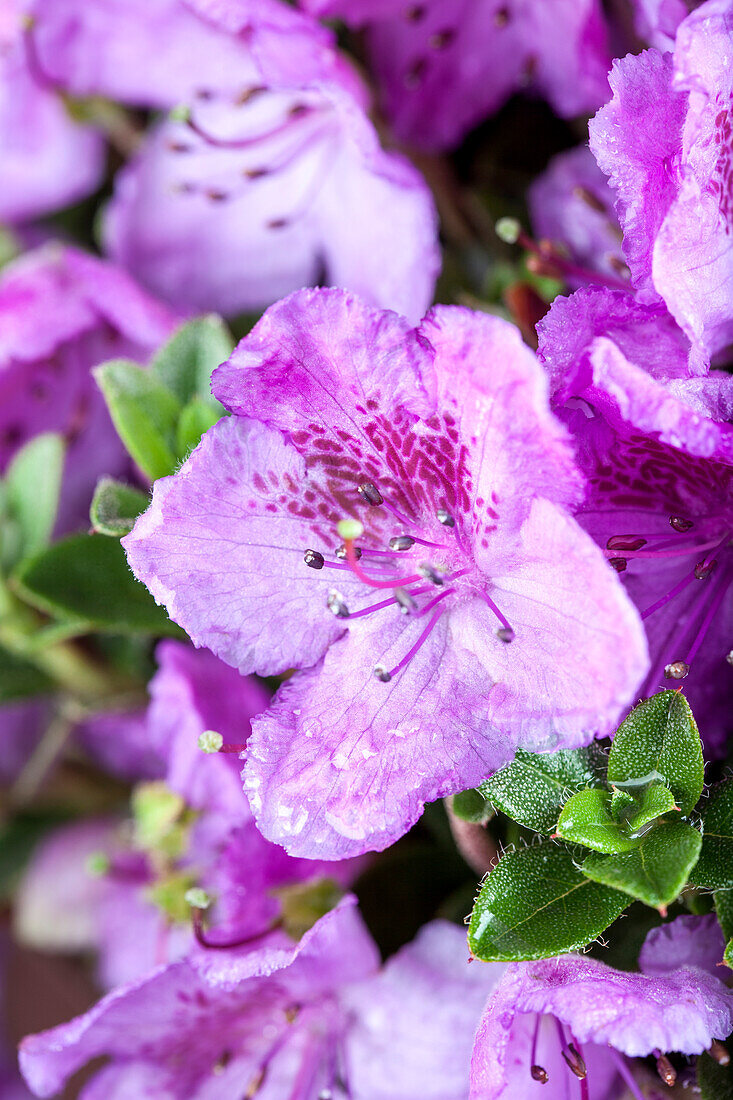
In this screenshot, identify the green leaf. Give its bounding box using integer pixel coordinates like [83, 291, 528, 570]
[612, 780, 679, 834]
[94, 359, 180, 481]
[12, 534, 182, 636]
[468, 840, 629, 961]
[698, 1053, 733, 1100]
[689, 780, 733, 890]
[480, 743, 607, 833]
[175, 397, 221, 457]
[715, 889, 733, 941]
[90, 478, 149, 537]
[4, 433, 64, 563]
[151, 315, 232, 407]
[607, 691, 703, 815]
[556, 789, 640, 853]
[581, 820, 702, 909]
[450, 788, 493, 825]
[0, 646, 54, 703]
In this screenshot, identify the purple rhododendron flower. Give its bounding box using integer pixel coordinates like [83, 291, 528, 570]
[0, 244, 178, 531]
[631, 0, 704, 48]
[589, 1, 733, 362]
[538, 286, 733, 753]
[123, 288, 647, 859]
[0, 0, 103, 224]
[19, 906, 496, 1099]
[30, 0, 439, 320]
[17, 641, 361, 989]
[528, 146, 627, 290]
[300, 0, 612, 152]
[471, 913, 733, 1098]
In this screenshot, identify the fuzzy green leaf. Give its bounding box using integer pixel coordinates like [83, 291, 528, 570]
[480, 744, 607, 833]
[613, 781, 678, 834]
[689, 780, 733, 890]
[581, 820, 702, 909]
[4, 433, 64, 564]
[468, 840, 629, 961]
[557, 789, 640, 853]
[151, 315, 231, 407]
[698, 1053, 733, 1099]
[94, 359, 180, 481]
[90, 478, 149, 538]
[607, 691, 703, 815]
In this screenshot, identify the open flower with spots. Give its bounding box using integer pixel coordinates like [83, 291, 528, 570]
[29, 0, 439, 320]
[538, 285, 733, 754]
[19, 908, 497, 1100]
[299, 0, 612, 153]
[589, 0, 733, 363]
[123, 288, 647, 859]
[470, 915, 733, 1099]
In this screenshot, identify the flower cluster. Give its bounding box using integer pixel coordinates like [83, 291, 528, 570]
[0, 1, 730, 1098]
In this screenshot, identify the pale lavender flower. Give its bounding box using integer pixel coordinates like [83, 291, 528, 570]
[0, 0, 103, 224]
[19, 912, 497, 1099]
[528, 145, 627, 290]
[0, 243, 178, 531]
[124, 288, 647, 859]
[471, 917, 733, 1098]
[16, 642, 360, 989]
[300, 0, 612, 152]
[589, 1, 733, 362]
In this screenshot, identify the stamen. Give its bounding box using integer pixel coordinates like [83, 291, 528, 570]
[480, 591, 515, 642]
[418, 564, 445, 586]
[343, 539, 421, 590]
[188, 894, 281, 950]
[670, 516, 694, 533]
[336, 544, 362, 560]
[498, 221, 631, 292]
[607, 536, 723, 561]
[695, 558, 718, 580]
[610, 1051, 645, 1100]
[437, 509, 455, 527]
[373, 607, 445, 683]
[640, 568, 696, 620]
[681, 569, 732, 667]
[327, 590, 350, 618]
[709, 1040, 730, 1065]
[664, 661, 689, 680]
[654, 1050, 677, 1086]
[357, 481, 383, 506]
[606, 536, 647, 552]
[304, 549, 325, 570]
[561, 1043, 587, 1079]
[609, 557, 627, 572]
[389, 536, 415, 551]
[530, 1014, 549, 1083]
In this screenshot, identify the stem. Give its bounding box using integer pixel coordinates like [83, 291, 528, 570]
[445, 798, 498, 875]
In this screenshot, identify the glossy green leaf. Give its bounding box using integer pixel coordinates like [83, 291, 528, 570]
[612, 781, 678, 834]
[480, 743, 607, 833]
[581, 820, 702, 909]
[4, 433, 64, 563]
[557, 789, 640, 853]
[689, 780, 733, 890]
[468, 841, 629, 961]
[450, 789, 493, 825]
[607, 691, 703, 815]
[151, 315, 231, 407]
[0, 646, 54, 703]
[90, 478, 149, 537]
[698, 1053, 733, 1100]
[94, 359, 180, 481]
[175, 397, 221, 457]
[13, 534, 182, 636]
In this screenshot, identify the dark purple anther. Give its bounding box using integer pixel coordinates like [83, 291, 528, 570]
[358, 481, 383, 506]
[304, 549, 325, 570]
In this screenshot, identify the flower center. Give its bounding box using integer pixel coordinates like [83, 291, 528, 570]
[303, 478, 514, 683]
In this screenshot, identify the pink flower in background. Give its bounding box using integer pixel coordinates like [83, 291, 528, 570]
[300, 0, 612, 152]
